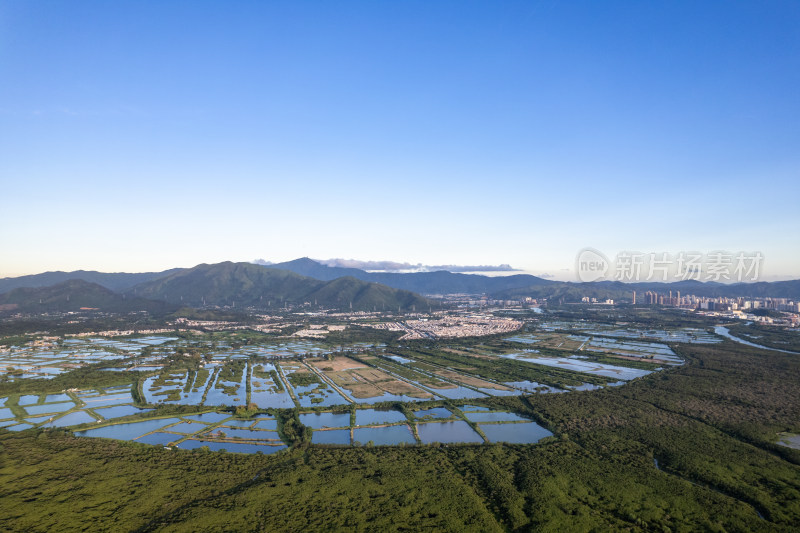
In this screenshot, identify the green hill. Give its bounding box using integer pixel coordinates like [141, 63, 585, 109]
[126, 262, 430, 311]
[0, 279, 176, 314]
[304, 276, 429, 311]
[0, 268, 178, 294]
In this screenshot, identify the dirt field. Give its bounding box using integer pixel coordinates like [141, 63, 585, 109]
[323, 369, 384, 399]
[325, 370, 366, 387]
[366, 359, 457, 390]
[535, 333, 586, 351]
[308, 356, 367, 372]
[343, 382, 384, 399]
[352, 367, 391, 382]
[380, 380, 432, 398]
[321, 367, 433, 399]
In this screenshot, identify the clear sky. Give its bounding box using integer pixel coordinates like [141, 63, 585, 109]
[1, 1, 799, 280]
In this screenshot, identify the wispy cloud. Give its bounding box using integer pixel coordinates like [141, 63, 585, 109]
[318, 259, 520, 273]
[254, 257, 520, 274]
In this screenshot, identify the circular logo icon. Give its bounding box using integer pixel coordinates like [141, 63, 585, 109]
[575, 248, 609, 282]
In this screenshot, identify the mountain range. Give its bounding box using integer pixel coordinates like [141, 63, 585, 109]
[268, 258, 559, 294]
[125, 262, 429, 311]
[1, 259, 798, 314]
[0, 279, 176, 314]
[268, 258, 800, 300]
[0, 262, 430, 313]
[0, 269, 179, 294]
[492, 278, 800, 301]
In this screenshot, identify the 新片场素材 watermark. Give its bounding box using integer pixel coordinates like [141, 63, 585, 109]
[575, 249, 763, 283]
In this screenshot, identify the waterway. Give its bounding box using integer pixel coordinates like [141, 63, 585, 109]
[714, 326, 799, 354]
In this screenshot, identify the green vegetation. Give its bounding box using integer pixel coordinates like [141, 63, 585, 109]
[276, 409, 311, 446]
[233, 403, 261, 418]
[251, 365, 285, 393]
[216, 360, 246, 384]
[0, 364, 142, 397]
[170, 307, 254, 323]
[126, 261, 431, 311]
[1, 312, 800, 530]
[192, 368, 209, 393]
[182, 370, 196, 393]
[395, 345, 610, 389]
[286, 372, 322, 388]
[269, 370, 283, 391]
[541, 305, 718, 328]
[0, 279, 177, 315]
[325, 325, 400, 345]
[565, 351, 664, 370]
[152, 389, 181, 402]
[727, 322, 800, 352]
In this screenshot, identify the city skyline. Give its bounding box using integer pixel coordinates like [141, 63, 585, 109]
[2, 1, 799, 278]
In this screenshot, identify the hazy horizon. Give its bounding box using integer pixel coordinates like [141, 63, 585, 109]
[2, 256, 798, 284]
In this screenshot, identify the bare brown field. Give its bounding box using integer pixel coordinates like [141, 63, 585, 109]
[320, 370, 385, 398]
[366, 359, 456, 390]
[308, 356, 366, 372]
[380, 380, 432, 398]
[324, 370, 364, 387]
[344, 382, 384, 399]
[352, 367, 392, 382]
[320, 366, 434, 399]
[527, 333, 586, 351]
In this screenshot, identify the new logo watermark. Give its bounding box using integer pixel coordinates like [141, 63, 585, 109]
[575, 248, 610, 282]
[575, 249, 764, 283]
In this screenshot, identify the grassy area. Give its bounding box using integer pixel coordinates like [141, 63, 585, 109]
[286, 372, 322, 388]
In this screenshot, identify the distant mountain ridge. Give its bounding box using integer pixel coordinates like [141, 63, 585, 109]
[125, 262, 430, 311]
[269, 258, 558, 294]
[493, 279, 800, 301]
[268, 258, 800, 299]
[0, 269, 178, 294]
[0, 279, 177, 314]
[1, 259, 798, 304]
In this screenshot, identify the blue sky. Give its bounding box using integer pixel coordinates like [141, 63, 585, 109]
[1, 1, 798, 280]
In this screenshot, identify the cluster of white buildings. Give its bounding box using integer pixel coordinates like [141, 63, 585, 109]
[292, 324, 347, 338]
[370, 313, 522, 340]
[70, 327, 182, 338]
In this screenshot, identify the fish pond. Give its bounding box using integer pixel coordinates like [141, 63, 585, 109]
[416, 421, 483, 444]
[479, 422, 553, 444]
[354, 425, 416, 446]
